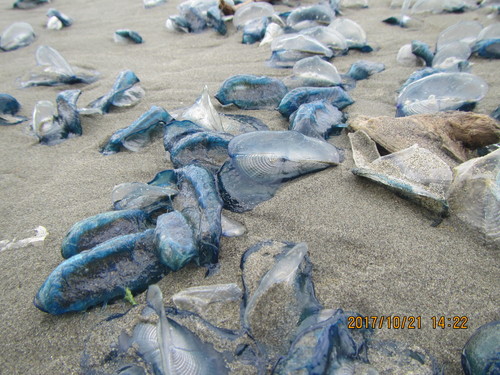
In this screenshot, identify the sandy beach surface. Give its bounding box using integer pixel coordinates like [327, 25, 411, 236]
[0, 0, 498, 373]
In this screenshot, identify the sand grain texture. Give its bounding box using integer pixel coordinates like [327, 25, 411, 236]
[0, 0, 498, 374]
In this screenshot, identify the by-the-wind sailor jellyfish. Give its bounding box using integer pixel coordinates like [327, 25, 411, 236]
[436, 20, 483, 50]
[329, 17, 371, 51]
[286, 4, 335, 31]
[283, 56, 342, 89]
[432, 41, 471, 71]
[232, 2, 275, 29]
[215, 75, 288, 110]
[21, 45, 100, 87]
[228, 130, 343, 183]
[129, 285, 230, 374]
[396, 72, 488, 117]
[101, 106, 172, 155]
[34, 230, 168, 315]
[81, 70, 145, 115]
[32, 90, 82, 145]
[114, 30, 143, 44]
[461, 320, 500, 375]
[46, 9, 73, 30]
[0, 94, 27, 125]
[0, 22, 35, 51]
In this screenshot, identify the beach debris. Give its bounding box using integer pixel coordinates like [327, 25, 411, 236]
[241, 241, 321, 359]
[172, 283, 242, 313]
[285, 4, 335, 31]
[0, 22, 35, 51]
[31, 89, 82, 145]
[60, 209, 153, 259]
[34, 230, 169, 315]
[20, 45, 100, 87]
[349, 112, 500, 166]
[176, 85, 224, 131]
[447, 149, 500, 245]
[111, 182, 178, 216]
[0, 93, 27, 125]
[346, 60, 385, 80]
[218, 130, 343, 211]
[46, 8, 73, 30]
[396, 72, 489, 117]
[0, 226, 48, 252]
[289, 100, 346, 139]
[12, 0, 48, 9]
[215, 74, 288, 110]
[114, 29, 143, 44]
[80, 70, 144, 115]
[278, 86, 354, 118]
[144, 0, 166, 8]
[100, 106, 172, 155]
[349, 131, 452, 215]
[282, 55, 342, 89]
[461, 320, 500, 375]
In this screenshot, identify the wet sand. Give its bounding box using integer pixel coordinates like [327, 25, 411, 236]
[0, 0, 498, 373]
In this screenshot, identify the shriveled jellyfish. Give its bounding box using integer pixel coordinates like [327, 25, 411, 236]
[241, 241, 321, 359]
[447, 149, 500, 245]
[349, 131, 452, 215]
